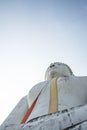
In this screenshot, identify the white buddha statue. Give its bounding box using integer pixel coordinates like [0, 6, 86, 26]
[26, 62, 87, 122]
[1, 62, 87, 130]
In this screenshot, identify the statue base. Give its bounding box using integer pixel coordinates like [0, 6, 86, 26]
[1, 104, 87, 130]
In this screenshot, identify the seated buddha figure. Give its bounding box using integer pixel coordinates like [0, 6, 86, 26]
[26, 62, 87, 122]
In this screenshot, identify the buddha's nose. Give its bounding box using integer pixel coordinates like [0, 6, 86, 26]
[50, 64, 55, 68]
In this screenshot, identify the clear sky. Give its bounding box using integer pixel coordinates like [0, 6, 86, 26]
[0, 0, 87, 125]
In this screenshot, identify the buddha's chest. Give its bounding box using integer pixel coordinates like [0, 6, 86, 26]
[27, 78, 87, 122]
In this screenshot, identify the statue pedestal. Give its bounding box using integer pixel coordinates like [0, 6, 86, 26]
[1, 104, 87, 130]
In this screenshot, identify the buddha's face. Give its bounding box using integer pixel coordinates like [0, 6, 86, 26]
[45, 62, 73, 80]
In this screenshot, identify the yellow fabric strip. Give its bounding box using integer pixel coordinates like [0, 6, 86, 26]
[48, 77, 58, 114]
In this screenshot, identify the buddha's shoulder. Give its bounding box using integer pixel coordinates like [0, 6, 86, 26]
[29, 80, 49, 93]
[28, 81, 50, 105]
[57, 76, 87, 86]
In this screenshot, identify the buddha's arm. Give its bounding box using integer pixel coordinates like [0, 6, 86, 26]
[78, 76, 87, 92]
[1, 96, 28, 127]
[78, 76, 87, 85]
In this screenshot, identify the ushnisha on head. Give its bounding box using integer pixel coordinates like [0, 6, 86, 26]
[45, 62, 73, 80]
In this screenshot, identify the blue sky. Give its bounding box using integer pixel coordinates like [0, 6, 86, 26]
[0, 0, 87, 124]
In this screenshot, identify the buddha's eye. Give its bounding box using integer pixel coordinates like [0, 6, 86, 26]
[50, 64, 55, 68]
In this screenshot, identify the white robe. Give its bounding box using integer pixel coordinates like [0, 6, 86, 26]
[27, 76, 87, 122]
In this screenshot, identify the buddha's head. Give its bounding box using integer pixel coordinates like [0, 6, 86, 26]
[45, 62, 73, 80]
